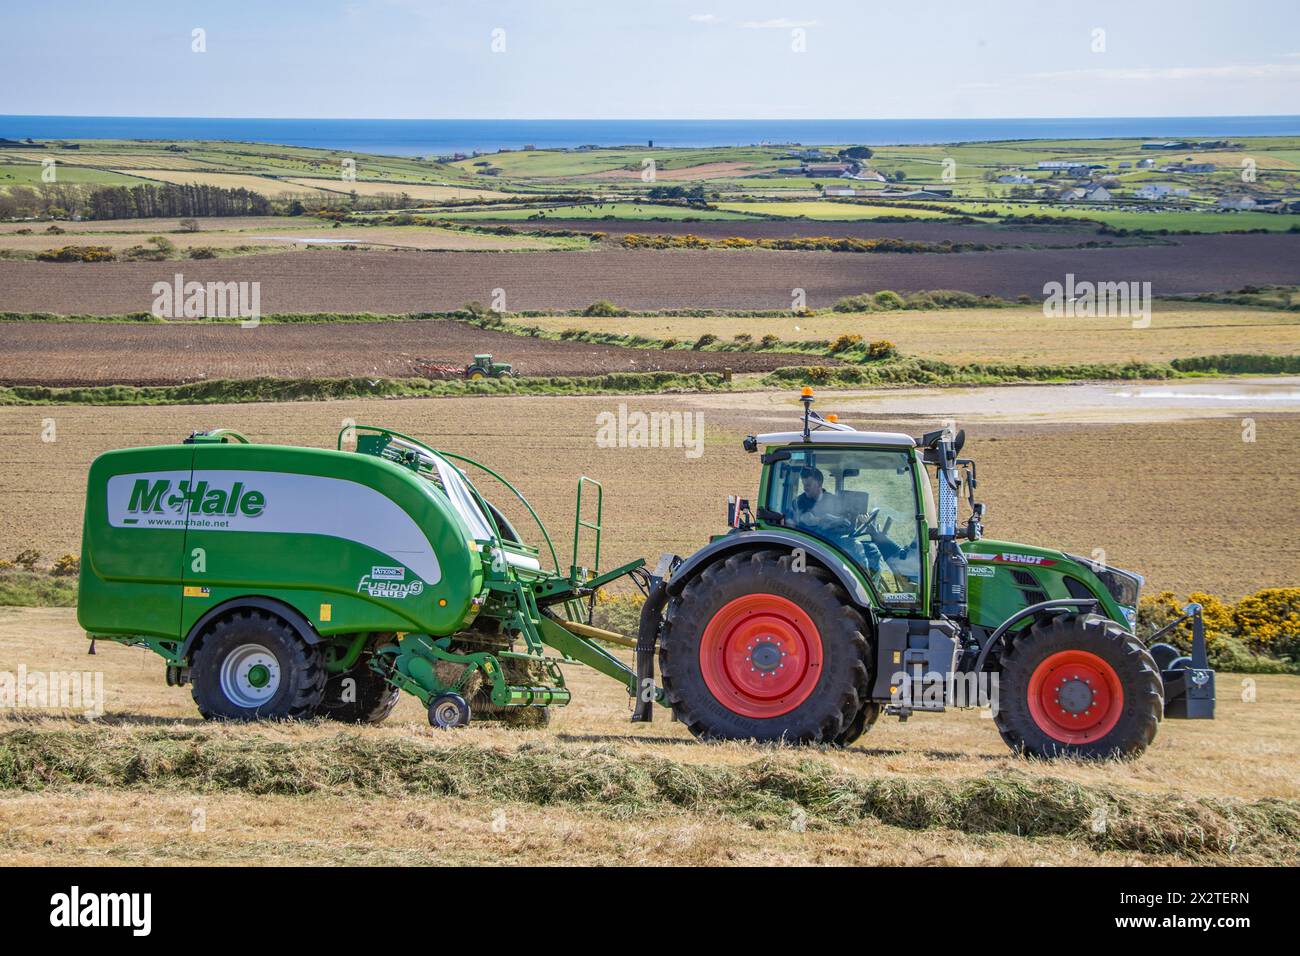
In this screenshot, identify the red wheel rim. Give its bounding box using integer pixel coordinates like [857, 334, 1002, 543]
[1026, 650, 1124, 744]
[698, 593, 822, 719]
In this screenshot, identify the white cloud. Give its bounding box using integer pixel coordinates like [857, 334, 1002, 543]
[741, 18, 819, 29]
[689, 13, 722, 23]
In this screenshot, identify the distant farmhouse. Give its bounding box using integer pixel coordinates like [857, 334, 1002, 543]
[1133, 183, 1190, 200]
[997, 174, 1034, 184]
[877, 188, 954, 200]
[1058, 185, 1112, 202]
[1141, 141, 1191, 150]
[777, 160, 862, 178]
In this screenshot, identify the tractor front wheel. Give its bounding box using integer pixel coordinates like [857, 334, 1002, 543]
[659, 550, 871, 744]
[994, 613, 1163, 759]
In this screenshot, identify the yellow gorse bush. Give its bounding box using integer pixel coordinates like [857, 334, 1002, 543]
[1140, 588, 1300, 658]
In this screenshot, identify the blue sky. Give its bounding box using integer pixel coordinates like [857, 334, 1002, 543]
[3, 0, 1298, 119]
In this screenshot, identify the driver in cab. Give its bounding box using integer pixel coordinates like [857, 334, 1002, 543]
[789, 467, 845, 534]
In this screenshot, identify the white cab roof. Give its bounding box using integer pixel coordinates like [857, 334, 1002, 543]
[756, 430, 916, 447]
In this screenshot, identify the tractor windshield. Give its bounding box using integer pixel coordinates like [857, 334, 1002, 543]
[765, 446, 923, 602]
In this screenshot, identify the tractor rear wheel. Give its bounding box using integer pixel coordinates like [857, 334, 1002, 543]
[995, 613, 1163, 759]
[659, 550, 871, 745]
[317, 658, 401, 724]
[190, 610, 326, 720]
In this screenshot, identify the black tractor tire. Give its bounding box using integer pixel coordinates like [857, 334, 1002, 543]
[834, 701, 881, 746]
[658, 549, 871, 745]
[995, 613, 1163, 759]
[317, 658, 401, 724]
[190, 609, 326, 720]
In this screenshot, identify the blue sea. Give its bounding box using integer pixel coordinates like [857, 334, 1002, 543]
[2, 115, 1298, 157]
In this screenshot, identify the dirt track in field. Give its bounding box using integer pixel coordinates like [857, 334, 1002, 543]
[0, 318, 819, 385]
[1, 233, 1297, 314]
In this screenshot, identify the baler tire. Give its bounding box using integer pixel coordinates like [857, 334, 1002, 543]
[190, 610, 326, 721]
[658, 549, 871, 745]
[317, 659, 401, 724]
[995, 613, 1163, 759]
[429, 693, 471, 729]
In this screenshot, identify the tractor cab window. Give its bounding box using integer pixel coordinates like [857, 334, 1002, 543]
[765, 447, 923, 601]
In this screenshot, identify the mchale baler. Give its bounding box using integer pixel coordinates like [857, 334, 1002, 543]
[80, 395, 1214, 758]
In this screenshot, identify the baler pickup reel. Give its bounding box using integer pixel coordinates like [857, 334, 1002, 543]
[345, 426, 659, 728]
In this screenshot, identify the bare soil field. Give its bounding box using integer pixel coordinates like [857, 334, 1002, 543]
[2, 393, 1296, 598]
[525, 301, 1300, 364]
[3, 235, 1296, 313]
[0, 607, 1295, 866]
[489, 217, 1110, 245]
[0, 319, 818, 385]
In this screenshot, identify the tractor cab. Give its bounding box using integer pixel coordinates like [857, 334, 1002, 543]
[754, 434, 933, 614]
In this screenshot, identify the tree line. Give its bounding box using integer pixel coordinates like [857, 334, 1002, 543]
[0, 181, 273, 220]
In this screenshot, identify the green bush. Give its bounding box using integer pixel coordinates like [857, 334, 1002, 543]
[583, 299, 620, 317]
[693, 333, 718, 350]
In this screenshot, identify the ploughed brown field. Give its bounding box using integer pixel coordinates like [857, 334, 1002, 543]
[2, 395, 1296, 599]
[489, 217, 1123, 246]
[0, 318, 817, 385]
[2, 232, 1298, 313]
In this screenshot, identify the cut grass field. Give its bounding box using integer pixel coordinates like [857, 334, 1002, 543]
[0, 606, 1295, 866]
[2, 396, 1297, 599]
[524, 301, 1300, 365]
[280, 178, 514, 201]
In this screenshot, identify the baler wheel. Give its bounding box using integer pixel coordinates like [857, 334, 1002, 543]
[429, 693, 471, 729]
[190, 610, 326, 720]
[658, 550, 871, 745]
[995, 613, 1163, 759]
[317, 659, 401, 724]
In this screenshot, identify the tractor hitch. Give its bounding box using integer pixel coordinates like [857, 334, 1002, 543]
[1145, 603, 1216, 719]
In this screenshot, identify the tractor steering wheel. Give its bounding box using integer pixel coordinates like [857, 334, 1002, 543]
[854, 508, 881, 537]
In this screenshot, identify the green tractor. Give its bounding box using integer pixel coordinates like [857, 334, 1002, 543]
[77, 392, 1213, 759]
[466, 353, 513, 381]
[632, 389, 1215, 758]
